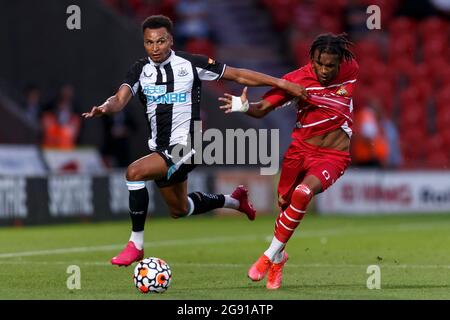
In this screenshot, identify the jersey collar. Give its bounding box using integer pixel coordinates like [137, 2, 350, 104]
[148, 50, 174, 67]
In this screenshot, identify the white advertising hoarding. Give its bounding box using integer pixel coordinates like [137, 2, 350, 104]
[0, 145, 46, 175]
[43, 148, 106, 174]
[316, 170, 450, 214]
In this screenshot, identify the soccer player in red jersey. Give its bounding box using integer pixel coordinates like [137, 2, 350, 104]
[219, 33, 359, 289]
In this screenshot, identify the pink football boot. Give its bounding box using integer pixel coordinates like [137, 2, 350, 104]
[266, 251, 289, 290]
[111, 241, 144, 266]
[248, 254, 272, 281]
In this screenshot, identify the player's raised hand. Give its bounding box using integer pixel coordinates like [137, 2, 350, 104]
[218, 87, 248, 114]
[82, 106, 107, 118]
[281, 80, 308, 100]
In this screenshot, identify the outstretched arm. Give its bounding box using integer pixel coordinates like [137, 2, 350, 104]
[222, 66, 308, 100]
[82, 85, 132, 118]
[218, 87, 275, 119]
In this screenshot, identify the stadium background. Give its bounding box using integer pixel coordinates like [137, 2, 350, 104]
[1, 0, 450, 301]
[1, 0, 449, 224]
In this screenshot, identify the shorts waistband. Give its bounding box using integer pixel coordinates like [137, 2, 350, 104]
[292, 138, 350, 157]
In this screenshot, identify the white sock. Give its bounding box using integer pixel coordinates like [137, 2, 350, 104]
[129, 231, 144, 250]
[264, 236, 285, 262]
[186, 197, 195, 216]
[272, 251, 285, 264]
[223, 195, 239, 209]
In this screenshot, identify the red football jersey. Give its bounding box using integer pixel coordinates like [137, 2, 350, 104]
[263, 59, 359, 140]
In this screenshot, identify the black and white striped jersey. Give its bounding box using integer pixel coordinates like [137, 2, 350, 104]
[121, 50, 226, 151]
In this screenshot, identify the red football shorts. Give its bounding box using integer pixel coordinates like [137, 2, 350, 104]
[277, 138, 351, 209]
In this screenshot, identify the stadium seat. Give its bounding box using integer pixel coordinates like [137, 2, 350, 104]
[316, 0, 347, 15]
[440, 127, 450, 149]
[371, 82, 395, 116]
[411, 81, 433, 104]
[292, 39, 312, 68]
[353, 86, 372, 109]
[399, 88, 423, 108]
[354, 39, 384, 62]
[418, 17, 449, 40]
[424, 134, 449, 168]
[357, 57, 383, 86]
[399, 129, 426, 167]
[423, 35, 448, 63]
[389, 16, 417, 37]
[319, 14, 342, 34]
[185, 38, 215, 57]
[425, 151, 449, 169]
[388, 33, 417, 64]
[426, 58, 448, 86]
[435, 85, 450, 113]
[398, 101, 427, 136]
[389, 57, 415, 76]
[435, 101, 450, 132]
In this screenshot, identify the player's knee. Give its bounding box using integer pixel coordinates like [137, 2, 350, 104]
[291, 184, 313, 208]
[169, 205, 189, 219]
[126, 164, 144, 181]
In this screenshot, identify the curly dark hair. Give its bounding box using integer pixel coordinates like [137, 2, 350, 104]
[309, 33, 355, 62]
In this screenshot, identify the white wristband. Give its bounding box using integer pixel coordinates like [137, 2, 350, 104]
[231, 95, 249, 112]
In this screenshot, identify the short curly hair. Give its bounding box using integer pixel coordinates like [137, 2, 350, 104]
[141, 15, 173, 35]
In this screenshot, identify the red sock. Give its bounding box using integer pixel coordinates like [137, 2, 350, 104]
[274, 184, 313, 243]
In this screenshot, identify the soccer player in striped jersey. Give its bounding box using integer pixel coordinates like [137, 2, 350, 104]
[219, 33, 359, 289]
[82, 15, 307, 266]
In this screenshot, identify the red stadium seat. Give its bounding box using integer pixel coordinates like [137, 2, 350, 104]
[438, 64, 450, 87]
[418, 17, 449, 40]
[440, 127, 450, 148]
[371, 82, 395, 116]
[398, 101, 427, 135]
[389, 16, 417, 37]
[354, 39, 384, 62]
[389, 57, 415, 76]
[436, 109, 450, 132]
[388, 34, 417, 63]
[425, 134, 445, 153]
[407, 64, 433, 85]
[423, 35, 448, 63]
[411, 81, 433, 104]
[425, 151, 449, 169]
[399, 128, 426, 166]
[319, 14, 342, 34]
[353, 86, 372, 109]
[435, 85, 450, 112]
[292, 42, 311, 68]
[359, 58, 397, 87]
[185, 38, 215, 57]
[399, 88, 423, 109]
[424, 134, 449, 168]
[316, 0, 347, 15]
[426, 58, 449, 86]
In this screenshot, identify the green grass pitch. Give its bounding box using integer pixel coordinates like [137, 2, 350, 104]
[1, 213, 450, 299]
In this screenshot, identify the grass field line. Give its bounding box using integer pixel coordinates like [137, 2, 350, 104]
[0, 260, 449, 270]
[1, 219, 449, 259]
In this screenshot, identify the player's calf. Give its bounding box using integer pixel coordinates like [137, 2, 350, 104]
[274, 184, 312, 243]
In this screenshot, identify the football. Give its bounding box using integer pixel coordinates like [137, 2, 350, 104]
[133, 257, 172, 293]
